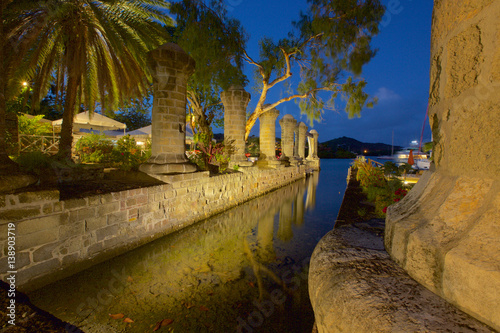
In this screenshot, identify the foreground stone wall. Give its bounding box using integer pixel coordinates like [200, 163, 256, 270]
[0, 166, 306, 291]
[386, 1, 500, 330]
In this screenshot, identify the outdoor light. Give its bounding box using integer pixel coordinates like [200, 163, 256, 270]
[22, 81, 28, 87]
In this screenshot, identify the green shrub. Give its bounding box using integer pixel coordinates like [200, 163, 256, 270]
[18, 114, 52, 136]
[14, 151, 53, 174]
[189, 133, 233, 173]
[352, 157, 412, 217]
[75, 133, 114, 164]
[111, 135, 150, 171]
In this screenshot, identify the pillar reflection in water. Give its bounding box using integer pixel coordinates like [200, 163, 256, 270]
[278, 189, 295, 242]
[293, 179, 306, 226]
[305, 171, 319, 212]
[29, 172, 322, 332]
[256, 209, 276, 262]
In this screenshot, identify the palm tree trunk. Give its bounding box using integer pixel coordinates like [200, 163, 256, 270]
[56, 74, 79, 161]
[0, 1, 18, 171]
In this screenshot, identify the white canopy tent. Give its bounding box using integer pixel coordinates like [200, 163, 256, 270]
[52, 111, 126, 134]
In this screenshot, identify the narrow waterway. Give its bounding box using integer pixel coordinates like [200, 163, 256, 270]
[29, 159, 352, 333]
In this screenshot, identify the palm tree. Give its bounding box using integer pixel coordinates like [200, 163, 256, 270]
[3, 0, 173, 161]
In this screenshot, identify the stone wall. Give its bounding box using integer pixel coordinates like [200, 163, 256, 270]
[385, 0, 500, 330]
[0, 166, 306, 291]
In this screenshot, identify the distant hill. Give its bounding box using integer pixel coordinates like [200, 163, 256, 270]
[319, 136, 400, 158]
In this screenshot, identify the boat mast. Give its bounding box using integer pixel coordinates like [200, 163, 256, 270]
[391, 130, 394, 156]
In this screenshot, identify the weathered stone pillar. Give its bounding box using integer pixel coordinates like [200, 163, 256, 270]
[139, 43, 197, 177]
[221, 86, 252, 167]
[306, 129, 321, 170]
[385, 1, 500, 330]
[293, 126, 300, 161]
[310, 130, 319, 159]
[257, 107, 280, 167]
[279, 114, 296, 163]
[306, 134, 313, 160]
[297, 122, 308, 159]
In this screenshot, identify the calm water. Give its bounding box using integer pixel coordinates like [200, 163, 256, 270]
[29, 159, 352, 333]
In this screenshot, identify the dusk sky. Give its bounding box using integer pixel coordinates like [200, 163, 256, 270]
[225, 0, 434, 146]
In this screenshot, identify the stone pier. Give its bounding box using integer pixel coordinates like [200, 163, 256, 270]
[257, 107, 280, 168]
[139, 43, 197, 178]
[297, 122, 308, 160]
[384, 1, 500, 330]
[279, 114, 297, 165]
[221, 86, 253, 167]
[306, 130, 320, 170]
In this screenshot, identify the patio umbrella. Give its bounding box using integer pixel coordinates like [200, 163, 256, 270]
[408, 149, 415, 165]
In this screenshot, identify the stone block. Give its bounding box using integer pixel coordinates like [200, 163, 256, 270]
[87, 242, 103, 256]
[53, 202, 63, 213]
[59, 221, 85, 240]
[87, 196, 100, 206]
[100, 193, 115, 204]
[17, 229, 58, 251]
[96, 202, 120, 216]
[33, 241, 61, 263]
[96, 224, 120, 242]
[42, 203, 53, 214]
[16, 215, 63, 235]
[0, 206, 41, 223]
[107, 211, 127, 225]
[18, 257, 60, 285]
[1, 251, 32, 270]
[85, 216, 107, 231]
[442, 194, 500, 331]
[64, 198, 87, 210]
[17, 190, 59, 204]
[61, 252, 80, 267]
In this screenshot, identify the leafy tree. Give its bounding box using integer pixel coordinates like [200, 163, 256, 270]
[168, 0, 247, 136]
[4, 0, 173, 161]
[112, 99, 152, 131]
[18, 114, 52, 136]
[243, 0, 385, 139]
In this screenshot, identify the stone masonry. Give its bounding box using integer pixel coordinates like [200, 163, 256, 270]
[0, 166, 307, 291]
[385, 1, 500, 330]
[139, 43, 197, 177]
[279, 114, 297, 164]
[257, 107, 280, 167]
[297, 122, 308, 159]
[221, 86, 252, 167]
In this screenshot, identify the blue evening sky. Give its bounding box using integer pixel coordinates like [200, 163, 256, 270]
[225, 0, 434, 146]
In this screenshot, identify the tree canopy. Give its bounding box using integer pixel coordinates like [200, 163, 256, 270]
[168, 0, 247, 136]
[2, 0, 173, 160]
[244, 0, 385, 139]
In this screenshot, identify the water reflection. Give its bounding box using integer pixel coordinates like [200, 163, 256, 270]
[30, 160, 349, 332]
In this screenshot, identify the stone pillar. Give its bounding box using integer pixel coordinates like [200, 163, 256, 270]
[293, 126, 300, 160]
[297, 122, 308, 159]
[221, 86, 252, 167]
[139, 43, 197, 177]
[385, 1, 500, 330]
[306, 129, 321, 170]
[311, 130, 319, 159]
[257, 107, 280, 167]
[306, 134, 313, 160]
[279, 114, 296, 162]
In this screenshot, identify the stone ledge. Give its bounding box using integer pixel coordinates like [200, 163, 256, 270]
[308, 220, 495, 333]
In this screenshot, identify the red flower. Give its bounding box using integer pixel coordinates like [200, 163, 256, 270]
[383, 207, 387, 213]
[394, 198, 400, 202]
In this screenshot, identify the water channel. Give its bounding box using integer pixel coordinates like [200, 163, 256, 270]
[29, 159, 352, 332]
